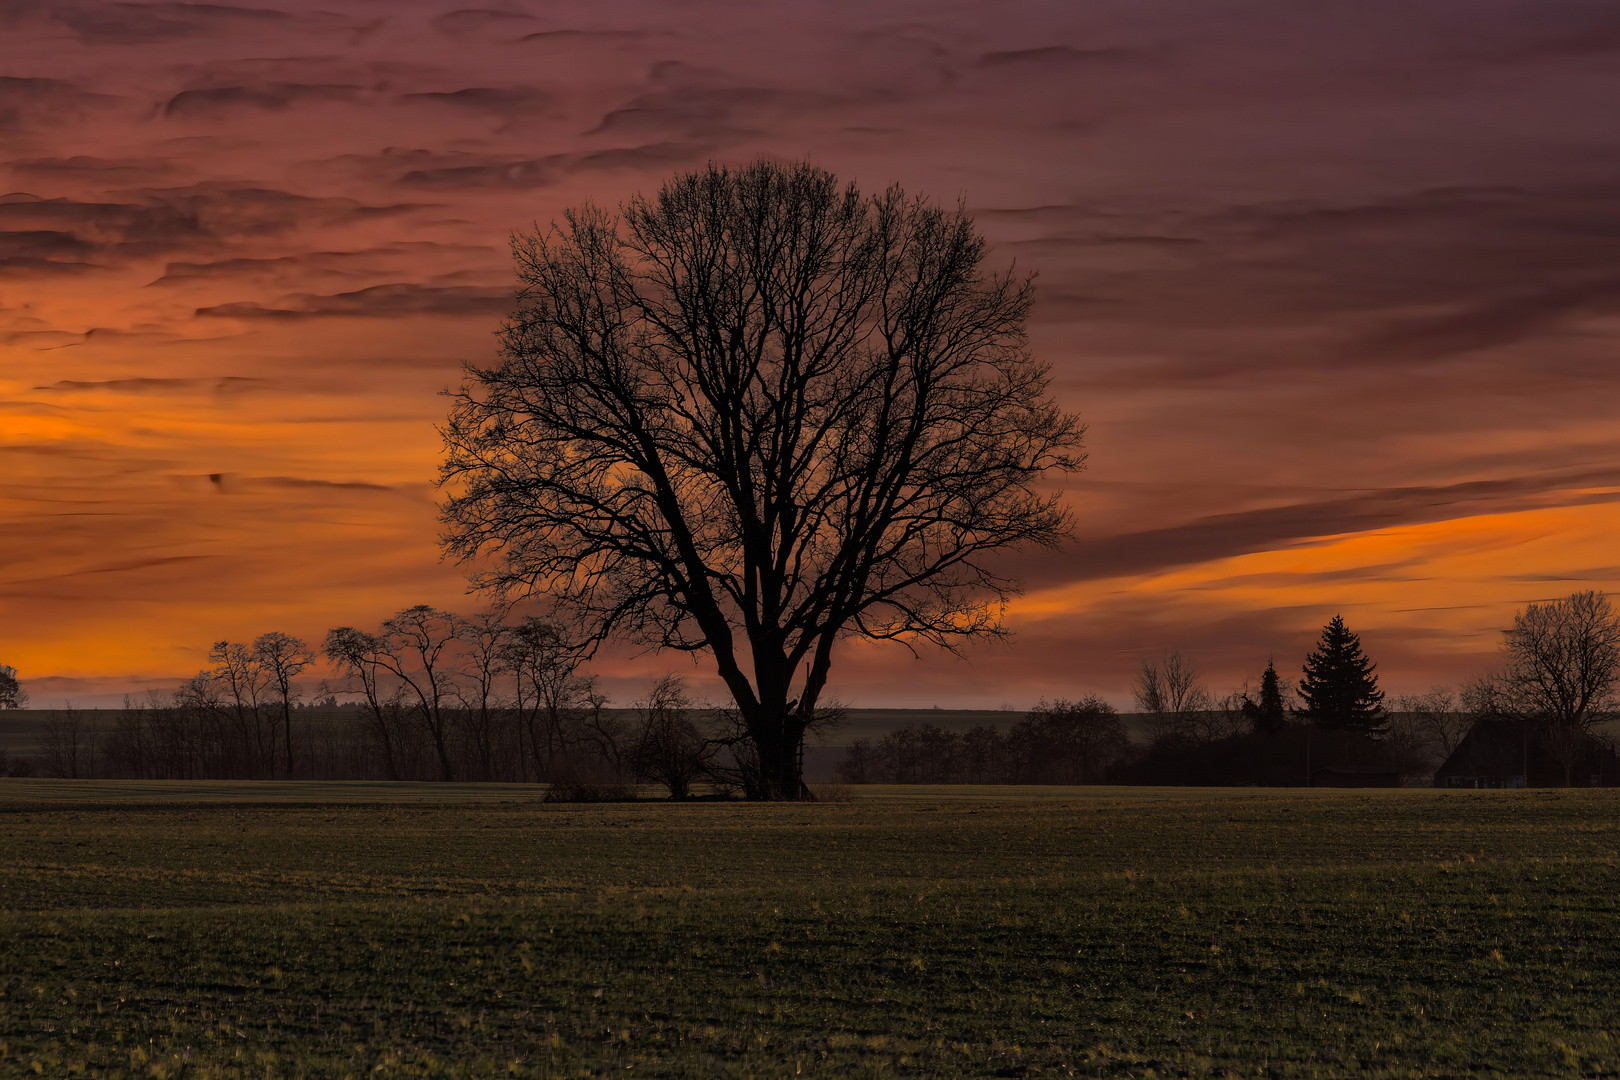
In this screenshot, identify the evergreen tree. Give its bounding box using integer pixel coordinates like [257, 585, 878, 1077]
[1297, 615, 1385, 733]
[1242, 659, 1288, 735]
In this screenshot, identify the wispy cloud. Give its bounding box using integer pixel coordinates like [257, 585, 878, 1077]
[195, 282, 512, 319]
[163, 82, 363, 115]
[39, 3, 354, 45]
[1016, 471, 1620, 590]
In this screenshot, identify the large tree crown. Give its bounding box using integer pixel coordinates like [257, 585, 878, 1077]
[439, 160, 1086, 679]
[1499, 589, 1620, 729]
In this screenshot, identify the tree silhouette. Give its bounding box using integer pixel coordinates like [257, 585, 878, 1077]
[209, 641, 271, 774]
[0, 664, 27, 710]
[254, 632, 314, 775]
[453, 610, 509, 782]
[503, 617, 601, 783]
[1495, 590, 1620, 787]
[1242, 659, 1288, 735]
[376, 606, 462, 781]
[323, 626, 407, 780]
[1498, 590, 1620, 732]
[1134, 650, 1212, 745]
[629, 674, 713, 800]
[441, 160, 1086, 798]
[1297, 615, 1385, 733]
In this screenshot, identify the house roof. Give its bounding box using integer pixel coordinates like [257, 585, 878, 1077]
[1434, 719, 1618, 781]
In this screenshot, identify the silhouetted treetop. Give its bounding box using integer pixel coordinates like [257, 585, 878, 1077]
[0, 664, 26, 710]
[1497, 590, 1620, 731]
[1242, 659, 1288, 735]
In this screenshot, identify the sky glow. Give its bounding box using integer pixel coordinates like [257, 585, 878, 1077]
[3, 0, 1619, 708]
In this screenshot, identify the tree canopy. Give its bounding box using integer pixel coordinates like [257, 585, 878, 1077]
[440, 160, 1086, 797]
[1497, 590, 1620, 731]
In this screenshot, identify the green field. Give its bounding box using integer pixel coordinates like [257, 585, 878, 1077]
[2, 786, 1618, 1077]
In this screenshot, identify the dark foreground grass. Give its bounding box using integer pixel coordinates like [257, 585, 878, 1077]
[1, 787, 1618, 1077]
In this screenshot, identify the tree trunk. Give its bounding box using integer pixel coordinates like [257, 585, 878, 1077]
[750, 714, 808, 800]
[282, 700, 294, 776]
[428, 714, 455, 781]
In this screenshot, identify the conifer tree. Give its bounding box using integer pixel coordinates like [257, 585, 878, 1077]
[1242, 659, 1288, 735]
[1297, 615, 1385, 733]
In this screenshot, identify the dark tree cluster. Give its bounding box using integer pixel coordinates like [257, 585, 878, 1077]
[320, 605, 608, 783]
[29, 632, 319, 781]
[0, 662, 32, 775]
[1454, 590, 1620, 786]
[834, 616, 1443, 787]
[23, 608, 607, 784]
[837, 697, 1129, 785]
[1134, 651, 1248, 748]
[20, 606, 798, 797]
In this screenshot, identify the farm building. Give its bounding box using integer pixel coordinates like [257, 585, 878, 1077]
[1433, 720, 1620, 788]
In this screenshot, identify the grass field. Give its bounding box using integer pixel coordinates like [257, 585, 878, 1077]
[2, 785, 1618, 1077]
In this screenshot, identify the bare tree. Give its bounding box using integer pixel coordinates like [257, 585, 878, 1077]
[254, 632, 315, 776]
[209, 641, 272, 775]
[1135, 651, 1214, 745]
[1383, 688, 1462, 782]
[1200, 690, 1253, 744]
[41, 705, 99, 778]
[376, 606, 463, 781]
[1459, 673, 1510, 719]
[324, 627, 410, 780]
[174, 673, 229, 777]
[504, 617, 598, 781]
[0, 664, 28, 709]
[441, 160, 1086, 798]
[706, 696, 845, 798]
[1498, 590, 1620, 732]
[452, 610, 510, 781]
[630, 674, 714, 799]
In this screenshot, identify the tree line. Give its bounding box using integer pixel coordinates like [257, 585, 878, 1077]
[9, 591, 1615, 790]
[837, 592, 1620, 787]
[17, 604, 848, 797]
[837, 697, 1128, 784]
[21, 607, 760, 793]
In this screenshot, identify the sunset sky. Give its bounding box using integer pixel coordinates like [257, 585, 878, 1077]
[4, 0, 1619, 709]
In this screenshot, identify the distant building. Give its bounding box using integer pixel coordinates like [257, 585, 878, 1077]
[1432, 720, 1620, 789]
[1311, 764, 1400, 788]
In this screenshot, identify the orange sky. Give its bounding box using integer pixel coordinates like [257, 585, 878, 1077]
[4, 1, 1619, 708]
